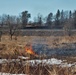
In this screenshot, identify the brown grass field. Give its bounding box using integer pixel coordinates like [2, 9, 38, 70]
[0, 35, 76, 75]
[0, 35, 76, 57]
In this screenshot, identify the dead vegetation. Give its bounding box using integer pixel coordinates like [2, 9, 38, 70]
[0, 35, 76, 74]
[0, 61, 76, 75]
[0, 35, 76, 58]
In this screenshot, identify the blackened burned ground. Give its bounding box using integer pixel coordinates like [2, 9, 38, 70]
[32, 44, 76, 57]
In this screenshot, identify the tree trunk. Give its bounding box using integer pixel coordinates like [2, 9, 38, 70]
[10, 35, 13, 40]
[0, 36, 1, 42]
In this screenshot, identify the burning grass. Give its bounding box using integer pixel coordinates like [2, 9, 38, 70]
[0, 35, 76, 74]
[0, 35, 76, 58]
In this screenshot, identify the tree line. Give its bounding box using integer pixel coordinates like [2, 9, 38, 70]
[34, 9, 76, 29]
[0, 9, 76, 29]
[0, 9, 76, 40]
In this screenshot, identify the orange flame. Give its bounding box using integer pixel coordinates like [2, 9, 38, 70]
[25, 44, 38, 57]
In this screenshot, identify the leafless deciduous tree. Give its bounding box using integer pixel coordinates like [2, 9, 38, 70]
[6, 15, 20, 40]
[0, 16, 4, 42]
[0, 25, 3, 42]
[14, 17, 21, 40]
[63, 19, 74, 36]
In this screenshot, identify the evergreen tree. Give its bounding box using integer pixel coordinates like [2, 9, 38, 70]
[21, 11, 31, 28]
[55, 9, 61, 28]
[69, 10, 72, 19]
[46, 12, 53, 27]
[73, 10, 76, 28]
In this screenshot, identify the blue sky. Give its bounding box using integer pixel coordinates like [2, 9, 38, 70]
[0, 0, 76, 20]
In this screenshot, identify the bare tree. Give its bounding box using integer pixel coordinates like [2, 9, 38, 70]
[63, 10, 74, 36]
[63, 19, 73, 36]
[0, 25, 2, 42]
[0, 16, 4, 42]
[14, 17, 21, 40]
[6, 15, 19, 40]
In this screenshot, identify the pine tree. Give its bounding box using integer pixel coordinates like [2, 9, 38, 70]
[46, 12, 53, 27]
[55, 9, 61, 28]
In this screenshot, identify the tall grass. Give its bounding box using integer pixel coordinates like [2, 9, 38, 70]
[0, 59, 76, 75]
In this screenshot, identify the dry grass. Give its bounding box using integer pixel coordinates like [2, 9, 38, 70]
[0, 35, 76, 58]
[0, 35, 76, 74]
[0, 61, 76, 75]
